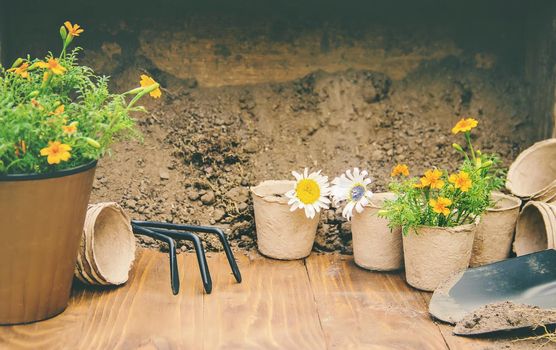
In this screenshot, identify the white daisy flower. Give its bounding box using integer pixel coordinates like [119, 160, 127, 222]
[331, 168, 373, 220]
[285, 168, 331, 219]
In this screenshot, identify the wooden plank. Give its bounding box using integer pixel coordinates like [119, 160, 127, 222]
[0, 249, 204, 349]
[203, 253, 327, 349]
[305, 254, 449, 350]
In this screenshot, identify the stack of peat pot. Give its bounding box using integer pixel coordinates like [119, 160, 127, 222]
[507, 139, 556, 256]
[75, 202, 137, 285]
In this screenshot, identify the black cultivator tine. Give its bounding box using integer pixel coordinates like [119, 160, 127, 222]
[132, 220, 242, 283]
[143, 227, 213, 294]
[132, 225, 180, 295]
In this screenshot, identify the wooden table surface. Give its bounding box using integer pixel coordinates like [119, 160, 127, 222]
[0, 249, 548, 350]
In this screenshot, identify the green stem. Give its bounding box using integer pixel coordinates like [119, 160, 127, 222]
[465, 132, 476, 162]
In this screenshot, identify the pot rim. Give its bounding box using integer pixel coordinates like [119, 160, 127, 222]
[251, 180, 295, 205]
[0, 160, 98, 182]
[412, 220, 479, 233]
[488, 192, 522, 212]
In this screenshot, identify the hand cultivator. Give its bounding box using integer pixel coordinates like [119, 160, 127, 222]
[131, 220, 242, 295]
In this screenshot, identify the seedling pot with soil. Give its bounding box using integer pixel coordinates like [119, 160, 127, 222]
[0, 161, 96, 325]
[403, 222, 476, 292]
[469, 192, 521, 267]
[351, 192, 403, 271]
[251, 180, 319, 260]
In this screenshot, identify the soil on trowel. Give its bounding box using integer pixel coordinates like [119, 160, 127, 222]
[455, 302, 556, 336]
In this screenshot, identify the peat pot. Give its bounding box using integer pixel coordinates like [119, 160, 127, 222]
[403, 223, 476, 292]
[251, 180, 319, 260]
[514, 201, 556, 256]
[0, 162, 96, 324]
[75, 202, 136, 286]
[469, 192, 521, 267]
[351, 192, 403, 271]
[506, 138, 556, 201]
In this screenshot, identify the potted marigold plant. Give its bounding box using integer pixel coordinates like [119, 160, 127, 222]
[379, 118, 503, 291]
[0, 22, 160, 324]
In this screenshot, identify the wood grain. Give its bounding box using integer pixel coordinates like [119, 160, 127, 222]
[0, 249, 541, 349]
[305, 254, 448, 350]
[203, 253, 326, 350]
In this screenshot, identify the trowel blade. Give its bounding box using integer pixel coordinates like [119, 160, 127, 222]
[429, 249, 556, 325]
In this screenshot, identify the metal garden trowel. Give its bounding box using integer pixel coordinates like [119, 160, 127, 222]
[429, 249, 556, 334]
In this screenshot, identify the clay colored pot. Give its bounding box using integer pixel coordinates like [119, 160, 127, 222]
[0, 162, 96, 324]
[351, 192, 403, 271]
[506, 138, 556, 200]
[251, 180, 319, 260]
[403, 223, 476, 292]
[75, 202, 136, 286]
[514, 201, 556, 256]
[469, 192, 521, 267]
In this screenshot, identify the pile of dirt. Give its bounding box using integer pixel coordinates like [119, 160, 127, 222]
[90, 60, 533, 253]
[455, 302, 556, 335]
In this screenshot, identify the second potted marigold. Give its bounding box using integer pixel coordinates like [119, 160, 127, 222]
[380, 118, 504, 291]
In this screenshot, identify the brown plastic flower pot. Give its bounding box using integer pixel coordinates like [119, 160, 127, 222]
[0, 162, 96, 325]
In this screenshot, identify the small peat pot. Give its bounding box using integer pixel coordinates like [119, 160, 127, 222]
[506, 138, 556, 200]
[351, 192, 403, 271]
[514, 201, 556, 256]
[403, 223, 476, 292]
[0, 162, 96, 325]
[251, 180, 319, 260]
[75, 202, 136, 286]
[469, 192, 522, 267]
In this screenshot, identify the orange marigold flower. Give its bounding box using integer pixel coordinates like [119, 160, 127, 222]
[49, 104, 65, 116]
[64, 21, 84, 37]
[418, 169, 444, 189]
[62, 122, 78, 135]
[31, 99, 44, 110]
[391, 164, 409, 177]
[37, 58, 67, 75]
[140, 74, 162, 98]
[449, 171, 472, 192]
[40, 141, 71, 164]
[429, 197, 452, 216]
[7, 62, 30, 79]
[451, 118, 478, 134]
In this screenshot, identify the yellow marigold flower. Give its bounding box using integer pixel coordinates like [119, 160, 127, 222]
[449, 171, 472, 192]
[62, 122, 78, 135]
[7, 62, 30, 79]
[37, 58, 67, 75]
[140, 75, 162, 98]
[50, 104, 65, 115]
[451, 118, 478, 134]
[40, 141, 71, 164]
[429, 197, 452, 216]
[64, 21, 84, 37]
[418, 169, 444, 189]
[391, 164, 409, 177]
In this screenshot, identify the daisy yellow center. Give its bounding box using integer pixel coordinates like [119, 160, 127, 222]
[296, 179, 321, 204]
[350, 184, 365, 201]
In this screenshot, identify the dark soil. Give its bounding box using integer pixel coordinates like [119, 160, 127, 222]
[5, 9, 533, 254]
